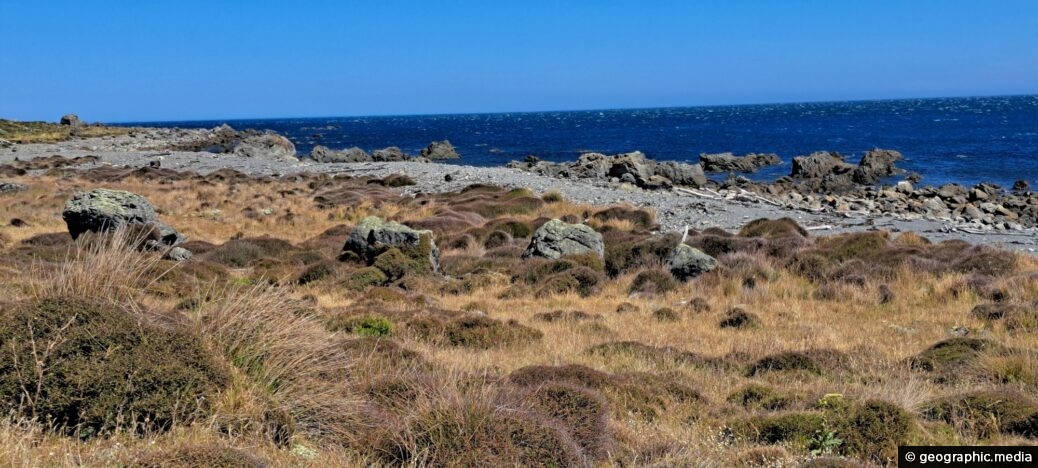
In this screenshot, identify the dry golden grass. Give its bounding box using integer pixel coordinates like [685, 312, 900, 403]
[0, 164, 1037, 466]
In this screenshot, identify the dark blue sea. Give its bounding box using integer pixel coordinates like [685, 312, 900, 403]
[119, 95, 1038, 188]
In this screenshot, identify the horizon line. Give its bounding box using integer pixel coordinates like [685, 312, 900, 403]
[15, 92, 1038, 126]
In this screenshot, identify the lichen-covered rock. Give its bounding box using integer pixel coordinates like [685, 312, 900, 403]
[654, 161, 708, 187]
[667, 243, 717, 281]
[523, 219, 604, 260]
[341, 216, 440, 272]
[62, 188, 187, 253]
[420, 140, 461, 160]
[0, 182, 27, 195]
[311, 145, 372, 163]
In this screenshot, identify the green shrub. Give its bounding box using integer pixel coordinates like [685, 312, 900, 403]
[0, 297, 228, 437]
[355, 316, 394, 337]
[909, 337, 1002, 373]
[538, 266, 604, 297]
[836, 400, 914, 463]
[604, 232, 678, 277]
[652, 307, 680, 322]
[592, 206, 656, 230]
[372, 248, 417, 281]
[730, 412, 827, 446]
[486, 218, 535, 238]
[541, 190, 564, 203]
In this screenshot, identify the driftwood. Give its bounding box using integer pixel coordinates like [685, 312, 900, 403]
[673, 187, 720, 199]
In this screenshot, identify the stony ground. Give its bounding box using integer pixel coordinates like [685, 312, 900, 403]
[4, 130, 1036, 252]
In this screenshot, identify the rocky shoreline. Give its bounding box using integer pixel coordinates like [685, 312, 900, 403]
[2, 124, 1036, 251]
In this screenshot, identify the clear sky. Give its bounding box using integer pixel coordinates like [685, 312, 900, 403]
[1, 1, 1036, 122]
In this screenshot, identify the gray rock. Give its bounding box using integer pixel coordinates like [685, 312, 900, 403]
[0, 182, 27, 194]
[311, 145, 372, 163]
[667, 243, 717, 281]
[62, 188, 186, 249]
[790, 151, 855, 179]
[700, 152, 781, 173]
[59, 114, 82, 127]
[232, 132, 298, 161]
[852, 148, 904, 184]
[341, 216, 440, 272]
[522, 219, 604, 259]
[165, 246, 193, 261]
[372, 146, 409, 161]
[655, 161, 708, 187]
[1013, 180, 1030, 192]
[420, 140, 460, 160]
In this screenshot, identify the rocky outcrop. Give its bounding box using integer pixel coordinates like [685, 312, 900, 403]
[341, 216, 440, 272]
[62, 189, 189, 259]
[852, 149, 904, 184]
[667, 244, 717, 281]
[522, 219, 604, 259]
[59, 114, 82, 127]
[420, 140, 461, 160]
[791, 151, 856, 179]
[372, 146, 410, 161]
[700, 152, 781, 173]
[509, 151, 707, 190]
[171, 124, 297, 161]
[311, 146, 372, 163]
[232, 132, 297, 161]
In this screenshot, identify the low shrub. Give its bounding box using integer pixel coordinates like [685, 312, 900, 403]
[720, 307, 760, 329]
[531, 310, 602, 323]
[340, 266, 388, 291]
[592, 206, 656, 230]
[739, 217, 808, 238]
[538, 266, 604, 297]
[297, 260, 339, 285]
[921, 390, 1038, 439]
[629, 269, 678, 295]
[135, 445, 266, 468]
[525, 382, 613, 459]
[653, 307, 680, 322]
[727, 384, 796, 411]
[541, 190, 564, 203]
[909, 338, 1002, 373]
[616, 302, 640, 314]
[0, 297, 228, 437]
[746, 351, 823, 377]
[604, 232, 678, 277]
[730, 412, 827, 445]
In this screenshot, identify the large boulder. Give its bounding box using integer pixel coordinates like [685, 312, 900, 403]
[59, 114, 82, 127]
[667, 243, 717, 281]
[62, 189, 188, 256]
[420, 140, 461, 160]
[522, 219, 604, 260]
[852, 148, 904, 184]
[341, 216, 440, 272]
[233, 132, 297, 161]
[372, 146, 409, 161]
[311, 145, 372, 163]
[607, 151, 655, 185]
[700, 152, 781, 173]
[790, 151, 855, 179]
[654, 161, 708, 187]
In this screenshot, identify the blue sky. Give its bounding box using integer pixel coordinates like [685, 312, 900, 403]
[1, 1, 1036, 122]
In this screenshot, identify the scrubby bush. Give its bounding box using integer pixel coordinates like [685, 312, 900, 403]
[385, 401, 583, 467]
[739, 217, 808, 238]
[616, 302, 640, 314]
[135, 445, 266, 468]
[604, 232, 678, 277]
[532, 310, 602, 323]
[653, 307, 680, 322]
[538, 266, 604, 297]
[331, 315, 395, 337]
[592, 206, 656, 230]
[297, 259, 339, 285]
[541, 190, 564, 203]
[909, 337, 1002, 373]
[340, 266, 388, 291]
[921, 390, 1038, 439]
[486, 218, 535, 238]
[720, 307, 760, 329]
[836, 400, 914, 463]
[629, 269, 678, 295]
[730, 412, 827, 445]
[746, 351, 823, 377]
[483, 230, 512, 249]
[525, 382, 613, 459]
[0, 297, 228, 436]
[372, 248, 417, 281]
[727, 384, 795, 411]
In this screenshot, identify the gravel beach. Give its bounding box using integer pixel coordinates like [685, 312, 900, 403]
[4, 130, 1037, 252]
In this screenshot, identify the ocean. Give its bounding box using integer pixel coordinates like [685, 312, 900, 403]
[119, 95, 1038, 188]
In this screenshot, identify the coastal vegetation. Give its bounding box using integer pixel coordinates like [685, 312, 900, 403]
[0, 156, 1036, 466]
